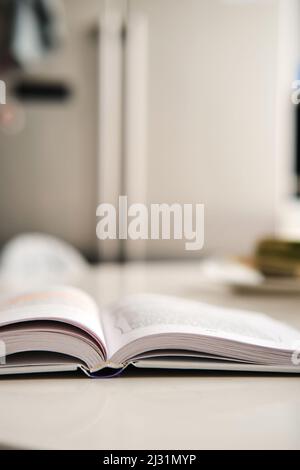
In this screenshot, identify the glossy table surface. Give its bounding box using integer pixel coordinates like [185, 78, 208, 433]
[0, 262, 300, 450]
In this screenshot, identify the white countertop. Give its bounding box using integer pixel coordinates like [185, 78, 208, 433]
[0, 262, 300, 450]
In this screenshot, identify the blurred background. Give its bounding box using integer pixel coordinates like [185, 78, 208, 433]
[0, 0, 300, 265]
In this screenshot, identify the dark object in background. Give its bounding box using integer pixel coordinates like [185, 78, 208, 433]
[13, 79, 72, 102]
[0, 0, 18, 72]
[0, 0, 64, 73]
[32, 0, 59, 50]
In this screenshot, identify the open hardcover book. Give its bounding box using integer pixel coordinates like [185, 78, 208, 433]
[0, 286, 300, 376]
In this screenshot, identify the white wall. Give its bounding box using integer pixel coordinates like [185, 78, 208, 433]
[275, 0, 300, 238]
[0, 0, 294, 261]
[129, 0, 281, 258]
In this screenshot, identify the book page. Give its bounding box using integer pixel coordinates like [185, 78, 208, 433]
[0, 286, 106, 354]
[102, 294, 300, 360]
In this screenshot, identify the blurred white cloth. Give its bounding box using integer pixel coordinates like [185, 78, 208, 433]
[0, 233, 87, 293]
[12, 0, 65, 68]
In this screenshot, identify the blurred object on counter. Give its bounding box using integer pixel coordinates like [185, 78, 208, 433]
[0, 0, 65, 73]
[255, 238, 300, 277]
[201, 258, 263, 287]
[201, 257, 300, 295]
[0, 233, 88, 292]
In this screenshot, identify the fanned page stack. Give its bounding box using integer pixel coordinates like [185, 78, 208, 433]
[0, 286, 300, 376]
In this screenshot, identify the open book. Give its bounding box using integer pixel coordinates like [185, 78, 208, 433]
[0, 286, 300, 376]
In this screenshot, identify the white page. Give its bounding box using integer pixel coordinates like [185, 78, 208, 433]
[0, 286, 106, 354]
[103, 294, 300, 360]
